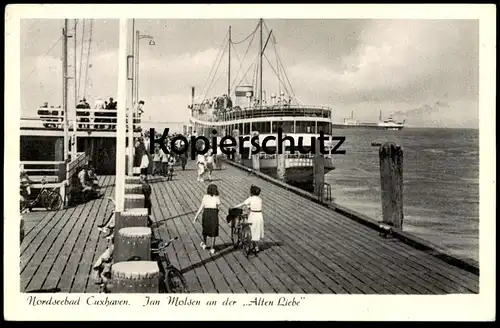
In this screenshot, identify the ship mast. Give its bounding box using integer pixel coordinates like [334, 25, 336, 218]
[258, 18, 263, 105]
[227, 25, 231, 96]
[72, 19, 78, 159]
[62, 20, 69, 161]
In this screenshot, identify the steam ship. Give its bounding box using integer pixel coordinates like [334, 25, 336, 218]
[187, 19, 335, 192]
[332, 111, 406, 131]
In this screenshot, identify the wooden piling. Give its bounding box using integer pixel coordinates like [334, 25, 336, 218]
[313, 138, 325, 197]
[110, 261, 160, 293]
[124, 194, 145, 209]
[379, 142, 404, 229]
[125, 184, 143, 195]
[251, 132, 260, 171]
[115, 227, 152, 262]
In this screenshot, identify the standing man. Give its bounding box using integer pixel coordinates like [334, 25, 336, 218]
[161, 144, 169, 177]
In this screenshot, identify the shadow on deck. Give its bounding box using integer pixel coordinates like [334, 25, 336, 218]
[20, 161, 479, 294]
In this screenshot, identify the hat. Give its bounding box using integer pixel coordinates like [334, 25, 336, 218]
[138, 100, 145, 105]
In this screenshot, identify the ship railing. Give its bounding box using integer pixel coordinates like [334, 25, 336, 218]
[20, 160, 66, 184]
[259, 152, 318, 160]
[22, 108, 142, 131]
[192, 105, 331, 121]
[20, 152, 89, 209]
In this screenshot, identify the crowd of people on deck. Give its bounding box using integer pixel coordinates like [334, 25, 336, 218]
[189, 93, 296, 121]
[39, 97, 145, 130]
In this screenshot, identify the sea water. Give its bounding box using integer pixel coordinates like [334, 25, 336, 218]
[326, 128, 479, 262]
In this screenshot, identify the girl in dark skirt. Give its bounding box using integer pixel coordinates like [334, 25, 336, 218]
[193, 184, 221, 255]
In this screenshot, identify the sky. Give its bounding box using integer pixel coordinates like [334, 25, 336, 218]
[20, 18, 479, 128]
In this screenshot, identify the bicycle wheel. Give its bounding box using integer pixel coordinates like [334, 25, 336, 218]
[241, 226, 252, 258]
[165, 267, 188, 293]
[231, 226, 239, 247]
[42, 190, 62, 211]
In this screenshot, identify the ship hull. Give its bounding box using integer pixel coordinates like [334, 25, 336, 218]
[332, 124, 404, 130]
[240, 158, 334, 193]
[244, 165, 317, 192]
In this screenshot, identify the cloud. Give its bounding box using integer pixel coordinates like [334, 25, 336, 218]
[287, 20, 478, 106]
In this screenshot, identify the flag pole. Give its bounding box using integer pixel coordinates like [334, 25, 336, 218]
[115, 18, 128, 212]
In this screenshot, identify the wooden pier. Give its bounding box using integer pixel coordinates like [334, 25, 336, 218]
[20, 160, 479, 294]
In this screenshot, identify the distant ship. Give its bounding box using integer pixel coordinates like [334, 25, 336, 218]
[332, 110, 406, 131]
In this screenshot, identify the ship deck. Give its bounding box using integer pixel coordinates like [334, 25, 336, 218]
[20, 160, 479, 294]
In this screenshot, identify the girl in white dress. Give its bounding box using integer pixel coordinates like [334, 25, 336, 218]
[205, 149, 215, 181]
[233, 185, 264, 252]
[196, 153, 206, 182]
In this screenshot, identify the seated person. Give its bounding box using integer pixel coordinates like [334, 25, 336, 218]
[140, 170, 154, 227]
[78, 166, 102, 201]
[92, 235, 114, 288]
[97, 211, 115, 237]
[20, 169, 33, 212]
[87, 167, 100, 189]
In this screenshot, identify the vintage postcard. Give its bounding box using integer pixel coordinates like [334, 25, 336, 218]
[4, 4, 496, 321]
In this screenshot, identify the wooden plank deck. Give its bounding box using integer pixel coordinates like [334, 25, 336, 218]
[20, 176, 115, 293]
[20, 160, 479, 294]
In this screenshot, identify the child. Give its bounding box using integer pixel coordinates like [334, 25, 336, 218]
[205, 150, 215, 181]
[167, 155, 175, 181]
[161, 146, 169, 177]
[140, 151, 150, 178]
[92, 235, 114, 289]
[152, 146, 162, 176]
[233, 185, 264, 252]
[196, 153, 206, 182]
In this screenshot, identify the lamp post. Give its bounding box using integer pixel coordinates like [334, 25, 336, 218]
[134, 31, 155, 108]
[128, 29, 154, 175]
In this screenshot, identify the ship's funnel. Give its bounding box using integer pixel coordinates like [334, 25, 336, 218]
[191, 87, 195, 107]
[235, 85, 254, 108]
[235, 85, 254, 98]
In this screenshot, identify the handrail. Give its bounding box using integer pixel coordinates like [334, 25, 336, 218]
[192, 107, 332, 121]
[22, 108, 142, 131]
[20, 160, 66, 183]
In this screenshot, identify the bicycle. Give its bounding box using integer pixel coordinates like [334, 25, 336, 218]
[228, 207, 254, 258]
[20, 178, 62, 212]
[151, 236, 189, 293]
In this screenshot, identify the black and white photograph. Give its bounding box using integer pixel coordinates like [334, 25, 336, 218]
[5, 4, 495, 321]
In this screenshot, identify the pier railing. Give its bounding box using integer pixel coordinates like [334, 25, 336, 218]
[21, 108, 142, 131]
[20, 160, 66, 183]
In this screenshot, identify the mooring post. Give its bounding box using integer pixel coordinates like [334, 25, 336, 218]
[110, 261, 160, 293]
[313, 138, 325, 197]
[124, 194, 145, 209]
[251, 131, 260, 171]
[276, 152, 286, 182]
[379, 142, 404, 229]
[125, 176, 141, 184]
[115, 227, 152, 262]
[125, 183, 143, 195]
